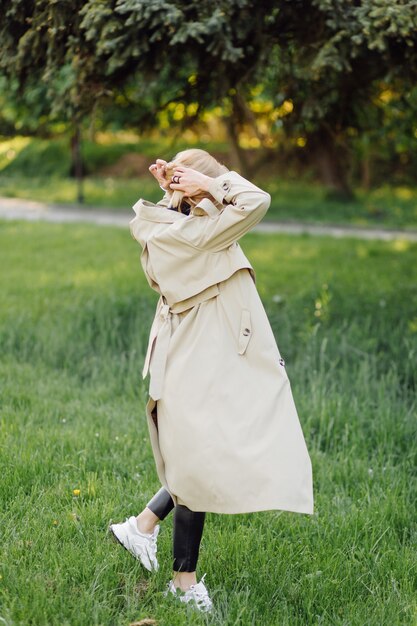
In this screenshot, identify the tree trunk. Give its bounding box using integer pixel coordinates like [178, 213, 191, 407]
[308, 126, 353, 199]
[220, 89, 252, 177]
[359, 135, 372, 190]
[70, 122, 84, 204]
[232, 88, 277, 177]
[223, 114, 251, 177]
[361, 154, 371, 190]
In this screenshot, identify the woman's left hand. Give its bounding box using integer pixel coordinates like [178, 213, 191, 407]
[149, 159, 170, 190]
[169, 166, 212, 197]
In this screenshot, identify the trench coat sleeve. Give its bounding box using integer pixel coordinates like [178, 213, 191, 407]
[129, 189, 173, 247]
[168, 171, 271, 252]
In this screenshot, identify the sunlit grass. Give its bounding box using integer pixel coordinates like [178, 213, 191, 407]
[263, 180, 417, 229]
[0, 136, 32, 170]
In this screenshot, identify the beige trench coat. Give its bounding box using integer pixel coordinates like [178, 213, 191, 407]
[130, 170, 314, 515]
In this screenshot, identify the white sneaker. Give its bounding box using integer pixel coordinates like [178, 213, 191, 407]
[109, 516, 160, 572]
[164, 573, 213, 613]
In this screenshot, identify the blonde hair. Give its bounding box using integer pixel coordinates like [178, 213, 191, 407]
[164, 148, 229, 213]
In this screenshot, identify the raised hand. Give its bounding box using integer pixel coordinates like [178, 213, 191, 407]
[169, 166, 212, 197]
[149, 159, 170, 190]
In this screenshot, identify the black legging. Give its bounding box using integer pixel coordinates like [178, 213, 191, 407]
[146, 486, 205, 572]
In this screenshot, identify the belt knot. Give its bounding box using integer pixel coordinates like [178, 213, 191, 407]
[159, 303, 171, 320]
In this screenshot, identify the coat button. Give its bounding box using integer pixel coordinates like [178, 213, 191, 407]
[279, 357, 285, 366]
[222, 181, 230, 190]
[243, 328, 251, 336]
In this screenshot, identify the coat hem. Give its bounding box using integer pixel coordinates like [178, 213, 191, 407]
[177, 502, 314, 515]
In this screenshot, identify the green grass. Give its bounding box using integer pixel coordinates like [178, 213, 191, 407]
[264, 180, 417, 230]
[0, 221, 416, 625]
[0, 174, 157, 210]
[1, 135, 417, 229]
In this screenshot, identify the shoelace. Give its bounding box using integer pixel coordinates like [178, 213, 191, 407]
[132, 526, 158, 559]
[146, 537, 157, 557]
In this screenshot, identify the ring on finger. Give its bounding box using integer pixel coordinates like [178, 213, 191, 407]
[172, 175, 181, 184]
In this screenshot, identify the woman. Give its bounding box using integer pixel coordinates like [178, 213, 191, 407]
[109, 148, 314, 613]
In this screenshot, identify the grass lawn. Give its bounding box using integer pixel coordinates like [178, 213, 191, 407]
[0, 220, 416, 625]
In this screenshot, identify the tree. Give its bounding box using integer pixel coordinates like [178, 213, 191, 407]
[1, 0, 416, 196]
[261, 0, 417, 196]
[0, 1, 279, 177]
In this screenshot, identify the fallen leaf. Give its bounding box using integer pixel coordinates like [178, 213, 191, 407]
[135, 579, 150, 598]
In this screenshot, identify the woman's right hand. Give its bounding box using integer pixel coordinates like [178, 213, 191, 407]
[149, 159, 171, 191]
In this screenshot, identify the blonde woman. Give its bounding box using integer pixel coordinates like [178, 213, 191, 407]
[109, 149, 314, 613]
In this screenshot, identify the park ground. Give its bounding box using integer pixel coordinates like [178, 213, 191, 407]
[0, 135, 417, 231]
[0, 219, 416, 625]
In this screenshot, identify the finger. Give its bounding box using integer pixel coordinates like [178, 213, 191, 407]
[156, 159, 167, 165]
[149, 164, 157, 171]
[172, 171, 188, 181]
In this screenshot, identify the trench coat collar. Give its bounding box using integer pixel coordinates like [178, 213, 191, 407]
[132, 199, 187, 223]
[132, 196, 223, 223]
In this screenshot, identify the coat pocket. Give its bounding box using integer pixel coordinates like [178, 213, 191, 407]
[238, 308, 252, 355]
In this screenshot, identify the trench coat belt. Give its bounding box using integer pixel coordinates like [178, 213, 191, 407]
[142, 284, 220, 401]
[142, 300, 173, 401]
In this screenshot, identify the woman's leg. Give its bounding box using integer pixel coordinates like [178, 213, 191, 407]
[172, 504, 206, 591]
[136, 486, 175, 534]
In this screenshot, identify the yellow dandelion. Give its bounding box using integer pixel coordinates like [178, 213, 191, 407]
[73, 489, 81, 496]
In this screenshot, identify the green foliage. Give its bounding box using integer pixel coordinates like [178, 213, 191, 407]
[0, 137, 71, 177]
[259, 1, 417, 192]
[0, 134, 228, 178]
[0, 1, 416, 191]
